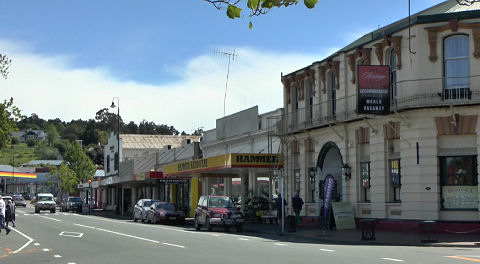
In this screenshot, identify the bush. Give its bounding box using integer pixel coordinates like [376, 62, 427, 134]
[26, 139, 37, 147]
[11, 137, 20, 145]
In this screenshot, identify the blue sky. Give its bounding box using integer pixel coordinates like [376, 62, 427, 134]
[0, 0, 444, 133]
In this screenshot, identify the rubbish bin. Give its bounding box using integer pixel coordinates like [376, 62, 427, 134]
[360, 219, 376, 240]
[286, 215, 296, 232]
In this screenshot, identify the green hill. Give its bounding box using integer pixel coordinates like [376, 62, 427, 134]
[0, 143, 41, 166]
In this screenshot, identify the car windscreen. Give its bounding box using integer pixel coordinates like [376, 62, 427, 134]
[69, 197, 82, 202]
[37, 196, 54, 202]
[156, 203, 175, 211]
[14, 196, 24, 201]
[208, 197, 235, 208]
[143, 200, 157, 207]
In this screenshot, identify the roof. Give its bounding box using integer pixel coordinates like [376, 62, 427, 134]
[0, 165, 24, 173]
[285, 0, 480, 77]
[95, 170, 105, 177]
[22, 160, 63, 167]
[120, 134, 201, 149]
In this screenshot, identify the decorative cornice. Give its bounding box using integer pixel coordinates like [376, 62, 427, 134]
[294, 75, 305, 101]
[373, 36, 402, 67]
[425, 19, 480, 62]
[347, 48, 372, 84]
[373, 43, 384, 65]
[347, 54, 356, 84]
[326, 60, 340, 90]
[304, 69, 316, 96]
[318, 65, 327, 94]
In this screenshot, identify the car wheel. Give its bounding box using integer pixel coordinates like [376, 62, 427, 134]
[236, 225, 243, 233]
[51, 208, 56, 213]
[194, 216, 201, 230]
[35, 208, 39, 214]
[205, 217, 212, 231]
[133, 214, 138, 222]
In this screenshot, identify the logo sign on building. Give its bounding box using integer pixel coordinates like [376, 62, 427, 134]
[357, 65, 390, 115]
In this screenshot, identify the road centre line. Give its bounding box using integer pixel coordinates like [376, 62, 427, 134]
[319, 249, 335, 252]
[274, 243, 287, 246]
[381, 258, 404, 262]
[74, 223, 185, 248]
[238, 238, 249, 241]
[446, 256, 480, 262]
[11, 228, 34, 254]
[40, 215, 61, 222]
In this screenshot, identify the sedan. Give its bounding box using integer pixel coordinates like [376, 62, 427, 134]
[13, 195, 27, 207]
[146, 202, 185, 225]
[133, 199, 158, 222]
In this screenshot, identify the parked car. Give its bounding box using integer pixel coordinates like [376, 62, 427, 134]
[145, 202, 185, 225]
[194, 195, 244, 232]
[61, 196, 83, 212]
[12, 195, 27, 207]
[22, 193, 32, 200]
[133, 199, 158, 222]
[34, 193, 56, 213]
[2, 195, 13, 205]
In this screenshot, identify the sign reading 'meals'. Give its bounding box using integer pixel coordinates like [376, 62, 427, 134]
[357, 65, 390, 115]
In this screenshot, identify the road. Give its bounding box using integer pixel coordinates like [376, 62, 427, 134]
[1, 204, 479, 264]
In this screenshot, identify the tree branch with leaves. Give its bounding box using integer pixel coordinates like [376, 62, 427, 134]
[0, 54, 11, 79]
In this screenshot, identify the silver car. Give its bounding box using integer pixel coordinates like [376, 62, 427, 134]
[13, 195, 26, 207]
[133, 199, 158, 222]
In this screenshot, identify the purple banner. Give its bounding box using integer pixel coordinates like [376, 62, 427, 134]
[323, 175, 336, 224]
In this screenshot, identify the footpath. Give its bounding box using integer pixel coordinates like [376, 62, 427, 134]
[90, 210, 480, 247]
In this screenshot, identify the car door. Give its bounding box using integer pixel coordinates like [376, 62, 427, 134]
[134, 200, 142, 219]
[200, 197, 209, 224]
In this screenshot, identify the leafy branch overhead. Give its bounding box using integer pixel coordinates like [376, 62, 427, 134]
[0, 54, 12, 79]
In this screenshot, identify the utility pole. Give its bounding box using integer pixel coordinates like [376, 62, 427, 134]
[214, 48, 238, 117]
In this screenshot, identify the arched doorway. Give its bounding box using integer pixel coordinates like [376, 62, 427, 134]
[316, 141, 344, 203]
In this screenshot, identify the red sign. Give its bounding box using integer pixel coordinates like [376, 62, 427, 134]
[357, 65, 390, 115]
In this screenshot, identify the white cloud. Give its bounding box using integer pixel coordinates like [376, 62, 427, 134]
[0, 40, 331, 133]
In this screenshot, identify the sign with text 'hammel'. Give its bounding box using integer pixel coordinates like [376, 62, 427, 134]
[357, 65, 390, 115]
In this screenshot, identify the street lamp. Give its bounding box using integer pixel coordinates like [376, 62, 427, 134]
[110, 97, 120, 215]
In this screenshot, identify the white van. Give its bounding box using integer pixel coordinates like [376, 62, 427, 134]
[35, 193, 56, 213]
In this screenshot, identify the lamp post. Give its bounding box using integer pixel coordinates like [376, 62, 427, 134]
[110, 97, 120, 215]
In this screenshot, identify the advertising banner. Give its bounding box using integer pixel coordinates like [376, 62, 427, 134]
[323, 175, 336, 225]
[442, 185, 478, 209]
[332, 202, 356, 230]
[357, 65, 390, 115]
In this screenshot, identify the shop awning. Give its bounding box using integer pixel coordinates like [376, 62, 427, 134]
[0, 171, 37, 179]
[163, 153, 283, 177]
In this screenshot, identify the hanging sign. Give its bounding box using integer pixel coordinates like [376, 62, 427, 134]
[357, 65, 390, 115]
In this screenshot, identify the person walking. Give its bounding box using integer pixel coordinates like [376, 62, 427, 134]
[275, 193, 287, 225]
[5, 200, 15, 227]
[0, 195, 11, 235]
[292, 193, 304, 225]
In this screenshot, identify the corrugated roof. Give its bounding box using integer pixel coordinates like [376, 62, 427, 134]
[120, 134, 201, 149]
[0, 165, 23, 173]
[446, 1, 480, 12]
[95, 170, 105, 177]
[22, 160, 64, 166]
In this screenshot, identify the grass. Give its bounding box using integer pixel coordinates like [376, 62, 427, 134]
[0, 143, 39, 166]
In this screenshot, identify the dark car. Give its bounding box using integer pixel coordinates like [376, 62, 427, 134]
[13, 195, 27, 207]
[22, 193, 32, 200]
[133, 199, 158, 222]
[194, 195, 244, 232]
[146, 202, 185, 225]
[61, 196, 83, 213]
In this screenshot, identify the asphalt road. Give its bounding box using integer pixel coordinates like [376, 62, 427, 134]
[1, 204, 480, 264]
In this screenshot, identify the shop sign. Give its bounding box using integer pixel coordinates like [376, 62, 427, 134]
[332, 202, 356, 230]
[231, 154, 282, 167]
[102, 177, 113, 186]
[0, 171, 37, 178]
[357, 65, 390, 115]
[91, 181, 99, 189]
[136, 172, 145, 181]
[442, 185, 478, 209]
[323, 175, 336, 225]
[159, 179, 188, 184]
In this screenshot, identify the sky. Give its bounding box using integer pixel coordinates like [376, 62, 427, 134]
[0, 0, 445, 134]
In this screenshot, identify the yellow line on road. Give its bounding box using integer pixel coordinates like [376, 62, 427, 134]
[446, 256, 480, 262]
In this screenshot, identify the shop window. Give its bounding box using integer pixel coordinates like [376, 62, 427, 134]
[440, 155, 478, 210]
[294, 169, 301, 193]
[106, 155, 110, 173]
[443, 34, 470, 99]
[390, 159, 401, 202]
[360, 162, 371, 202]
[114, 152, 119, 171]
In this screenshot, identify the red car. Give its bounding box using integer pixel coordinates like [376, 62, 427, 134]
[194, 195, 244, 232]
[146, 202, 185, 225]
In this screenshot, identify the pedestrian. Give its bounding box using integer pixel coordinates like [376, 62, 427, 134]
[275, 193, 287, 225]
[292, 192, 304, 225]
[0, 195, 11, 235]
[5, 200, 15, 227]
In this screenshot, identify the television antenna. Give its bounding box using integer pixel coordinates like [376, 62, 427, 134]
[214, 48, 238, 117]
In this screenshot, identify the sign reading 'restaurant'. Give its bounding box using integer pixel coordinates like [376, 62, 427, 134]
[357, 65, 390, 115]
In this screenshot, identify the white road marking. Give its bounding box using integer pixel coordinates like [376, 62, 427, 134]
[62, 213, 69, 216]
[238, 238, 249, 241]
[23, 214, 29, 216]
[210, 234, 220, 237]
[162, 243, 185, 248]
[42, 248, 50, 252]
[34, 243, 40, 246]
[67, 263, 76, 264]
[320, 249, 335, 252]
[11, 227, 35, 254]
[74, 223, 185, 249]
[381, 258, 404, 262]
[53, 255, 61, 258]
[274, 243, 287, 246]
[59, 231, 84, 238]
[40, 216, 61, 222]
[17, 210, 25, 214]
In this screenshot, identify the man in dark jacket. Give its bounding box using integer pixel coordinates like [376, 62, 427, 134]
[275, 193, 287, 224]
[5, 200, 15, 227]
[292, 193, 304, 225]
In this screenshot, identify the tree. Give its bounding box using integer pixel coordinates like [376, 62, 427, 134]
[82, 120, 100, 146]
[0, 98, 24, 149]
[49, 163, 78, 199]
[0, 54, 11, 79]
[46, 124, 59, 146]
[64, 142, 96, 182]
[34, 141, 60, 160]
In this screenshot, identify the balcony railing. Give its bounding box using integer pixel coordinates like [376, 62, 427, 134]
[275, 75, 480, 135]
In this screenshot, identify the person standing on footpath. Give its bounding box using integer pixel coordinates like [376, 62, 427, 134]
[275, 193, 287, 225]
[292, 193, 304, 225]
[0, 195, 11, 235]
